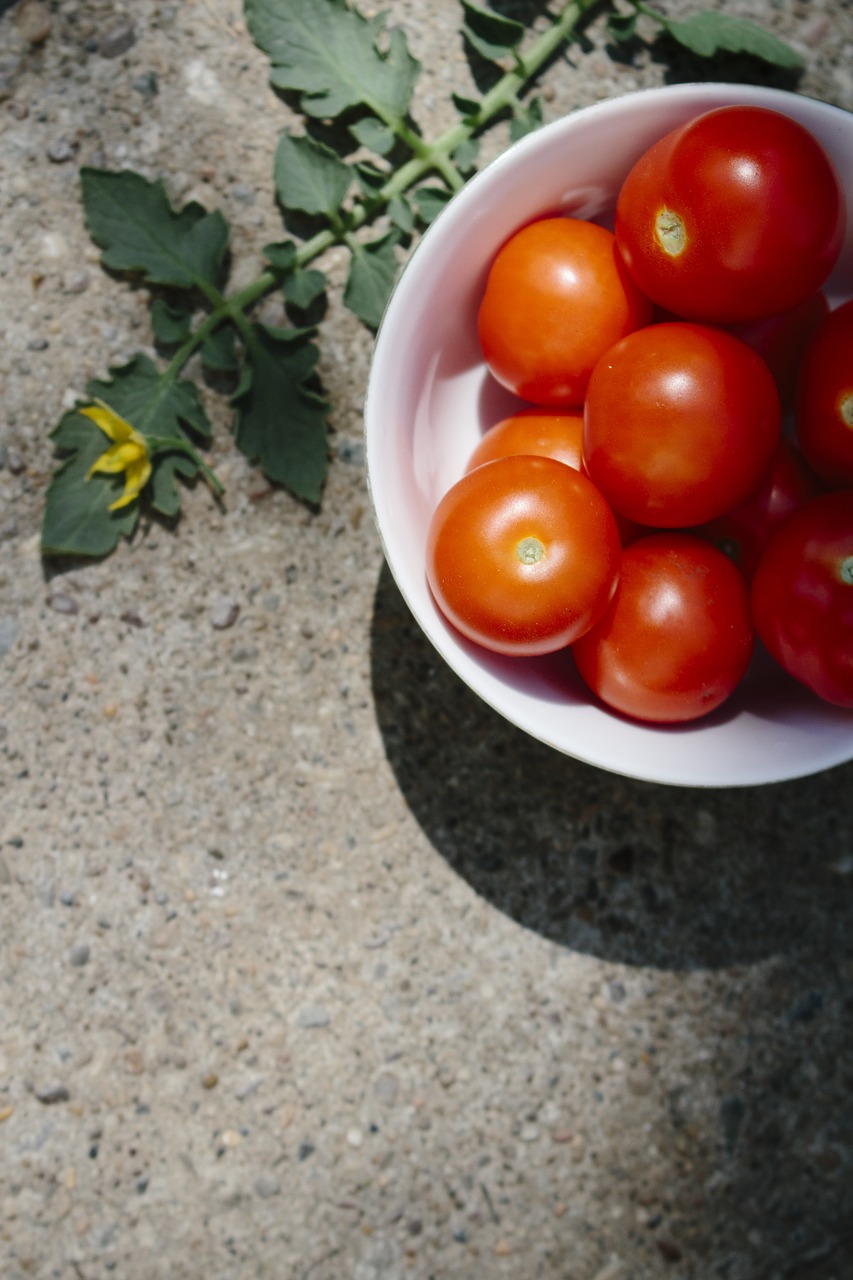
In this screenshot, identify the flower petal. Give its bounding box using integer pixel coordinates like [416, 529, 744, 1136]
[80, 401, 135, 444]
[87, 441, 146, 479]
[107, 455, 152, 511]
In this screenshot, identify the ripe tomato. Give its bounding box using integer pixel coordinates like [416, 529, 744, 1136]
[583, 322, 781, 528]
[728, 291, 829, 408]
[465, 408, 584, 473]
[426, 454, 621, 657]
[795, 298, 853, 488]
[572, 534, 754, 724]
[615, 106, 845, 324]
[689, 437, 825, 581]
[477, 216, 653, 408]
[751, 491, 853, 708]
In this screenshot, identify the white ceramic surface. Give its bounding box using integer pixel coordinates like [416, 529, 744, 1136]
[365, 83, 853, 788]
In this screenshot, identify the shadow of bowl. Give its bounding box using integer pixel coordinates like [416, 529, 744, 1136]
[370, 560, 853, 971]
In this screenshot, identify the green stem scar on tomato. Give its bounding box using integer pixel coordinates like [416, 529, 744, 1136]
[517, 536, 545, 565]
[655, 207, 686, 257]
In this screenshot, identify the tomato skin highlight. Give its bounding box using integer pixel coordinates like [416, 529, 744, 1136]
[477, 217, 653, 408]
[426, 455, 621, 657]
[795, 298, 853, 489]
[615, 106, 845, 324]
[572, 534, 755, 724]
[583, 322, 781, 528]
[689, 437, 826, 582]
[751, 491, 853, 708]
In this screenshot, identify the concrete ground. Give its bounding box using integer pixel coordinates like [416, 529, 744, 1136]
[1, 1, 852, 1277]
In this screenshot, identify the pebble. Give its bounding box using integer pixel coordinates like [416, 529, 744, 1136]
[297, 1005, 330, 1029]
[15, 0, 51, 44]
[69, 943, 91, 967]
[99, 22, 136, 59]
[336, 439, 365, 467]
[0, 617, 17, 657]
[63, 270, 90, 295]
[46, 137, 78, 164]
[120, 608, 145, 628]
[254, 1172, 281, 1199]
[47, 592, 79, 615]
[209, 597, 240, 630]
[35, 1084, 70, 1105]
[656, 1239, 683, 1263]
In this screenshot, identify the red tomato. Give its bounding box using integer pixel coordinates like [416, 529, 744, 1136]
[615, 106, 845, 324]
[465, 409, 584, 473]
[583, 322, 781, 528]
[751, 491, 853, 708]
[795, 298, 853, 488]
[689, 437, 825, 581]
[426, 455, 621, 656]
[477, 217, 653, 408]
[727, 291, 829, 407]
[572, 534, 755, 724]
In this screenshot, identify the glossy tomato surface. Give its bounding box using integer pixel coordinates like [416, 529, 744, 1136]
[572, 533, 755, 724]
[751, 491, 853, 708]
[477, 216, 653, 408]
[426, 455, 621, 657]
[615, 105, 845, 324]
[465, 409, 584, 473]
[690, 437, 825, 581]
[795, 298, 853, 488]
[728, 291, 829, 407]
[583, 322, 781, 527]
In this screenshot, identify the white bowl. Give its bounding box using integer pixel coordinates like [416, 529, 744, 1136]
[365, 83, 853, 788]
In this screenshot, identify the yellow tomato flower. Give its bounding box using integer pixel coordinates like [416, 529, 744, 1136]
[82, 399, 152, 511]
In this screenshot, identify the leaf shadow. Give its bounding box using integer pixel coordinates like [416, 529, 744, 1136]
[370, 560, 853, 971]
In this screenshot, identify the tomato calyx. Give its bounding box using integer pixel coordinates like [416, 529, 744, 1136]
[517, 536, 545, 565]
[655, 207, 686, 257]
[841, 556, 853, 586]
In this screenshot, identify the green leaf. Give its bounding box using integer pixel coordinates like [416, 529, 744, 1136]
[453, 138, 480, 175]
[42, 414, 140, 557]
[263, 240, 299, 273]
[355, 161, 388, 196]
[232, 323, 329, 503]
[86, 354, 212, 442]
[412, 185, 453, 225]
[387, 194, 415, 235]
[461, 0, 524, 62]
[150, 453, 199, 520]
[274, 130, 352, 218]
[80, 168, 229, 289]
[244, 0, 420, 124]
[606, 11, 639, 43]
[452, 90, 482, 119]
[42, 355, 214, 557]
[201, 324, 240, 372]
[344, 233, 399, 330]
[349, 116, 396, 156]
[150, 297, 193, 345]
[283, 268, 327, 312]
[510, 94, 544, 142]
[649, 9, 804, 69]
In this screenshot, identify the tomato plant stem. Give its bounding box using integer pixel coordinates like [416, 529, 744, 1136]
[165, 0, 600, 379]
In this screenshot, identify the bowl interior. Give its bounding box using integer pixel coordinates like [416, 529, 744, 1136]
[365, 83, 853, 787]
